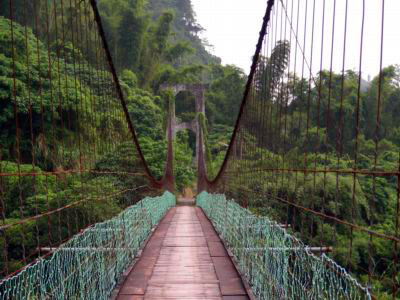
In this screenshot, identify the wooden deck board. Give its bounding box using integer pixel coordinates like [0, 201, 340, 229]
[116, 205, 249, 299]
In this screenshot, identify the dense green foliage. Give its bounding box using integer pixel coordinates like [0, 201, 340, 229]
[0, 0, 245, 275]
[147, 0, 220, 66]
[0, 0, 197, 274]
[2, 0, 400, 297]
[95, 0, 246, 182]
[94, 0, 246, 187]
[97, 0, 217, 88]
[237, 49, 400, 297]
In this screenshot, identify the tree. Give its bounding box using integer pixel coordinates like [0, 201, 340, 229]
[117, 8, 149, 71]
[139, 10, 174, 87]
[206, 64, 246, 126]
[362, 65, 400, 141]
[255, 40, 290, 101]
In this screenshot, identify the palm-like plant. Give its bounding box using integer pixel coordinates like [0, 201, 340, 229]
[254, 40, 290, 102]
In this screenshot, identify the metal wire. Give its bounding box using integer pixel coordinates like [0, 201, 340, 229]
[198, 192, 371, 299]
[0, 192, 175, 299]
[1, 0, 171, 281]
[199, 0, 399, 298]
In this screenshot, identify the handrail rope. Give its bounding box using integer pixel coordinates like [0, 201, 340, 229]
[278, 0, 319, 88]
[89, 0, 169, 190]
[206, 0, 276, 188]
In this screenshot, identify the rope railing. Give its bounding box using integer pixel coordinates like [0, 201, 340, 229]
[199, 0, 400, 297]
[197, 192, 371, 299]
[0, 192, 175, 299]
[0, 0, 172, 281]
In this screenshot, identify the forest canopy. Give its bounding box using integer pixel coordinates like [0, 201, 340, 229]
[1, 0, 400, 298]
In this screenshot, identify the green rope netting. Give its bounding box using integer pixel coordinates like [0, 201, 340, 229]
[0, 192, 175, 300]
[197, 192, 371, 300]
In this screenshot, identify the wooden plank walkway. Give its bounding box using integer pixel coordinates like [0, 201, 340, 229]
[116, 205, 249, 299]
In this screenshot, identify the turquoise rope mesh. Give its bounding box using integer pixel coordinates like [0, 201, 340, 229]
[0, 191, 175, 300]
[197, 192, 371, 300]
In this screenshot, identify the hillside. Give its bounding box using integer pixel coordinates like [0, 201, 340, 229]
[96, 0, 246, 175]
[147, 0, 221, 65]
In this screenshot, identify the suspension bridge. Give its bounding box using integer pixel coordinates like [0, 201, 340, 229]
[0, 0, 398, 299]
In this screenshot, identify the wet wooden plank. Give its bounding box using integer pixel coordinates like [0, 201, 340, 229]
[219, 278, 247, 296]
[116, 205, 249, 299]
[212, 257, 240, 280]
[208, 241, 229, 257]
[117, 296, 144, 300]
[163, 236, 207, 247]
[145, 283, 221, 297]
[157, 246, 213, 265]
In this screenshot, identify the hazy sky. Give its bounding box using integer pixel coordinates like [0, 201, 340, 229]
[192, 0, 400, 79]
[192, 0, 267, 74]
